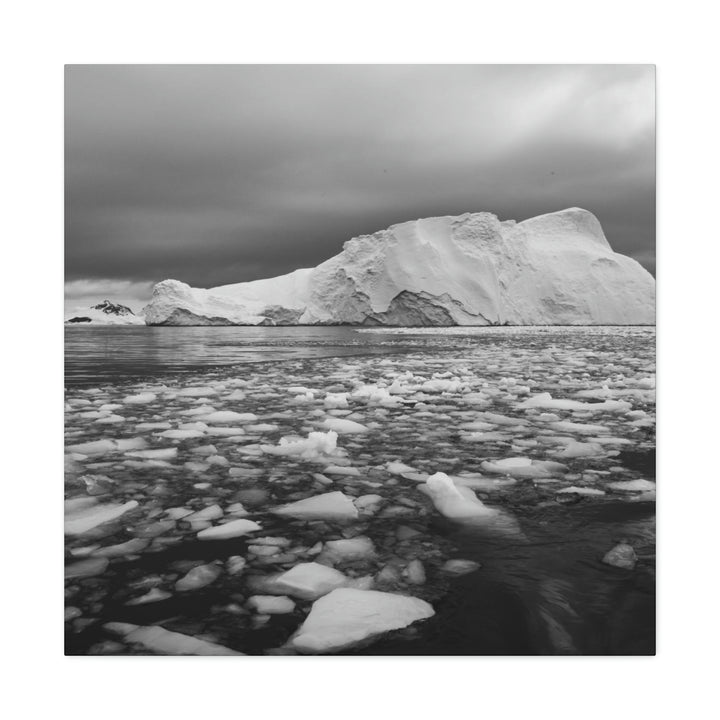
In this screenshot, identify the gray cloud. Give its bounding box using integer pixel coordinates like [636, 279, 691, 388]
[66, 64, 655, 307]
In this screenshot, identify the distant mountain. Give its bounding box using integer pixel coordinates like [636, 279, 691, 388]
[143, 208, 655, 326]
[65, 299, 145, 325]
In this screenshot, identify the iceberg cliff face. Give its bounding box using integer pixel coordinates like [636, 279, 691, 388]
[143, 208, 655, 326]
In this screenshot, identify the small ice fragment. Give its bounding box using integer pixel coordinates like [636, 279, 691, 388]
[123, 392, 156, 404]
[602, 543, 637, 570]
[320, 417, 368, 434]
[607, 479, 656, 493]
[323, 536, 375, 561]
[274, 562, 348, 600]
[175, 563, 222, 591]
[65, 557, 109, 579]
[246, 595, 296, 614]
[126, 447, 177, 460]
[126, 588, 172, 605]
[272, 491, 359, 521]
[197, 519, 262, 540]
[201, 411, 258, 424]
[441, 559, 481, 576]
[556, 486, 606, 496]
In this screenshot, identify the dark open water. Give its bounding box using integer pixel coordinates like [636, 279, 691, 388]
[65, 325, 655, 655]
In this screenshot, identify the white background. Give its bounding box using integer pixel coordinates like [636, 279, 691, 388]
[1, 1, 718, 718]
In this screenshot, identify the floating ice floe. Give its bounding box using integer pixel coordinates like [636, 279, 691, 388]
[480, 458, 567, 479]
[125, 447, 178, 460]
[156, 429, 206, 440]
[175, 563, 222, 591]
[104, 622, 241, 655]
[553, 441, 605, 458]
[272, 491, 359, 521]
[607, 479, 656, 492]
[324, 392, 349, 408]
[261, 430, 340, 461]
[246, 595, 295, 614]
[274, 562, 348, 600]
[65, 557, 109, 579]
[66, 437, 148, 456]
[601, 543, 637, 570]
[65, 498, 139, 535]
[518, 392, 631, 413]
[197, 518, 262, 540]
[421, 473, 500, 520]
[320, 417, 369, 434]
[201, 410, 258, 424]
[290, 588, 435, 654]
[92, 538, 149, 557]
[322, 536, 376, 561]
[441, 559, 481, 576]
[175, 386, 218, 397]
[123, 392, 156, 404]
[126, 588, 172, 605]
[556, 486, 606, 496]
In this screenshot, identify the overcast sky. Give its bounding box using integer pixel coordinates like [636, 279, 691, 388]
[65, 64, 655, 312]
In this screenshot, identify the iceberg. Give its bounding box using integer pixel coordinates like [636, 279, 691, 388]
[143, 208, 655, 326]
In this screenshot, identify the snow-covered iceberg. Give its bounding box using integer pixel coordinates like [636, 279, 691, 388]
[143, 208, 655, 326]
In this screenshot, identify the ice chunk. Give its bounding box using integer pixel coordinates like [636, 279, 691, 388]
[65, 499, 139, 535]
[274, 562, 348, 600]
[65, 557, 109, 579]
[320, 417, 368, 434]
[556, 486, 606, 496]
[324, 393, 349, 409]
[273, 491, 359, 521]
[93, 538, 149, 557]
[322, 465, 361, 476]
[549, 420, 610, 435]
[291, 588, 434, 654]
[175, 563, 221, 591]
[607, 479, 656, 492]
[126, 447, 178, 460]
[261, 431, 339, 461]
[422, 472, 500, 520]
[126, 588, 172, 605]
[323, 536, 375, 561]
[601, 543, 637, 570]
[201, 411, 258, 424]
[197, 519, 262, 540]
[441, 559, 481, 576]
[186, 505, 223, 522]
[246, 595, 296, 614]
[66, 437, 149, 456]
[175, 386, 218, 397]
[104, 622, 241, 655]
[518, 392, 631, 413]
[386, 461, 417, 475]
[156, 429, 206, 440]
[123, 392, 156, 404]
[554, 441, 605, 458]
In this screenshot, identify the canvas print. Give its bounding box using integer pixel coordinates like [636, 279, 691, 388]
[64, 65, 656, 655]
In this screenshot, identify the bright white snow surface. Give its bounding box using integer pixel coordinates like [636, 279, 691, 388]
[291, 588, 435, 654]
[143, 208, 655, 326]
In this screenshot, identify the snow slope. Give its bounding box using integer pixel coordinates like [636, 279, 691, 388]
[65, 300, 145, 325]
[143, 208, 655, 326]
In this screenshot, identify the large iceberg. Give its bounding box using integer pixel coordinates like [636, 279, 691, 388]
[143, 208, 655, 326]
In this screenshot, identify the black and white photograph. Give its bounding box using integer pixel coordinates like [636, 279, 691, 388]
[63, 64, 657, 657]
